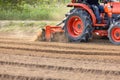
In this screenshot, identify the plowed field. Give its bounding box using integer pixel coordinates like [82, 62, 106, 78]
[0, 34, 120, 80]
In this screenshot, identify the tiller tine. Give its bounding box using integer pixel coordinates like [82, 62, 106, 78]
[41, 25, 64, 41]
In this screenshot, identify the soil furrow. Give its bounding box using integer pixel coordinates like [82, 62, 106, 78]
[0, 40, 120, 52]
[0, 44, 119, 56]
[0, 53, 120, 71]
[1, 48, 120, 64]
[0, 61, 120, 76]
[0, 74, 65, 80]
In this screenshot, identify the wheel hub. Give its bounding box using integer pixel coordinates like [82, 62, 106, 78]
[78, 24, 81, 29]
[67, 16, 84, 37]
[112, 27, 120, 42]
[116, 32, 120, 37]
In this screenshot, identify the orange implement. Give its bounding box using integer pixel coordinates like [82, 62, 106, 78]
[45, 25, 64, 41]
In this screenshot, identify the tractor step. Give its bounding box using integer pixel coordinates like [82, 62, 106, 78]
[93, 30, 108, 37]
[94, 23, 106, 27]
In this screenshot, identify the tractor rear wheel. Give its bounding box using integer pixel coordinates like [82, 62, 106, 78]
[64, 9, 92, 42]
[108, 22, 120, 45]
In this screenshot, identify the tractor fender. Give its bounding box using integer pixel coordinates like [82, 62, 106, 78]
[67, 3, 96, 26]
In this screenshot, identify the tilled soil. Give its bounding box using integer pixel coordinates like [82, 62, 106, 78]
[0, 34, 120, 80]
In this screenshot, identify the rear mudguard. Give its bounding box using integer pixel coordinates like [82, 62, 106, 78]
[67, 3, 97, 26]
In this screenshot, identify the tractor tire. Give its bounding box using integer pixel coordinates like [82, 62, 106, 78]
[108, 22, 120, 45]
[64, 9, 93, 42]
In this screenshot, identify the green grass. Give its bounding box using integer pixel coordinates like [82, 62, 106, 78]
[0, 4, 71, 20]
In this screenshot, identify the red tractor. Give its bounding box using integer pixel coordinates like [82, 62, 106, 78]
[40, 0, 120, 45]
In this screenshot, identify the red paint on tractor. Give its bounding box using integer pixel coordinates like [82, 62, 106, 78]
[111, 27, 120, 42]
[67, 3, 97, 26]
[67, 16, 84, 37]
[93, 30, 108, 37]
[45, 25, 64, 41]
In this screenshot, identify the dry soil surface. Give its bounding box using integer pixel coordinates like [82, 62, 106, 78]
[0, 33, 120, 80]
